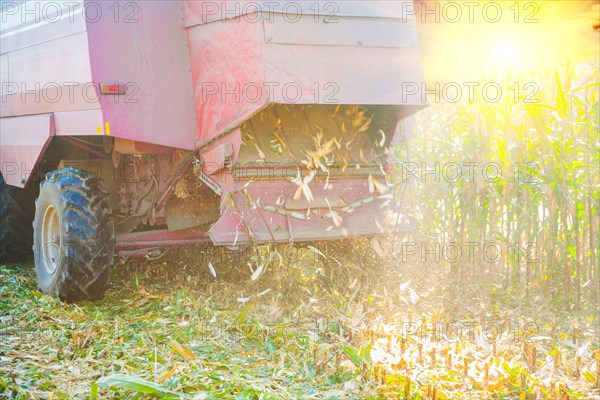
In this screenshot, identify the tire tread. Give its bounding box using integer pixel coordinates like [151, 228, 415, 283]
[34, 168, 114, 302]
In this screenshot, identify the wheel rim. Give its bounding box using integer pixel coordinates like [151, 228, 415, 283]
[41, 205, 61, 275]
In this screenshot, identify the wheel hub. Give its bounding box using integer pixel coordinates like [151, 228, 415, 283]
[41, 205, 60, 275]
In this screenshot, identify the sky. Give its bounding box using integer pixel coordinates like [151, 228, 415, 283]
[416, 0, 600, 82]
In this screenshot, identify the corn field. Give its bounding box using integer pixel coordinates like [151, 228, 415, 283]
[404, 64, 599, 309]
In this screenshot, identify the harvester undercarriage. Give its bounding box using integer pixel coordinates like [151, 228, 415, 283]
[55, 104, 415, 260]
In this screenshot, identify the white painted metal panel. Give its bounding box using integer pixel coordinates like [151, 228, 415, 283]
[53, 108, 105, 136]
[0, 0, 87, 53]
[9, 32, 92, 88]
[0, 53, 8, 94]
[264, 15, 418, 48]
[6, 32, 98, 116]
[0, 113, 54, 187]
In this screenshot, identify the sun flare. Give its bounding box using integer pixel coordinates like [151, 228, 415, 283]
[491, 38, 522, 67]
[418, 0, 600, 81]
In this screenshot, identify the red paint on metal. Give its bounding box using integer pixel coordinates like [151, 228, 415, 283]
[208, 177, 401, 246]
[115, 228, 210, 252]
[86, 1, 198, 149]
[185, 1, 427, 147]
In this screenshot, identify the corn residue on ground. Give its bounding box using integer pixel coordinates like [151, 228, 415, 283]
[0, 241, 598, 399]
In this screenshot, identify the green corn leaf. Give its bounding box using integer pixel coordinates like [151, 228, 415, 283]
[97, 374, 183, 399]
[343, 345, 363, 367]
[555, 71, 568, 119]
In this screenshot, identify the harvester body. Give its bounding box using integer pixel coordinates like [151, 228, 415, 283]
[1, 0, 427, 257]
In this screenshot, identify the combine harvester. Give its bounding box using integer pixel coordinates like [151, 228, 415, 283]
[0, 1, 427, 301]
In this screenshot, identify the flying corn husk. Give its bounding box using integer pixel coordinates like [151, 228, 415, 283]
[270, 138, 283, 155]
[250, 262, 265, 281]
[306, 132, 336, 166]
[352, 109, 367, 128]
[313, 124, 324, 137]
[345, 135, 356, 150]
[232, 225, 239, 247]
[243, 190, 255, 207]
[375, 219, 385, 234]
[333, 136, 342, 150]
[325, 198, 342, 227]
[374, 178, 387, 195]
[323, 174, 333, 190]
[360, 148, 368, 164]
[372, 238, 385, 258]
[290, 169, 315, 203]
[208, 261, 217, 278]
[357, 114, 373, 132]
[272, 130, 288, 150]
[341, 121, 348, 133]
[368, 175, 387, 195]
[241, 124, 254, 143]
[255, 143, 266, 160]
[408, 288, 420, 304]
[379, 130, 386, 147]
[315, 161, 329, 173]
[307, 245, 327, 259]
